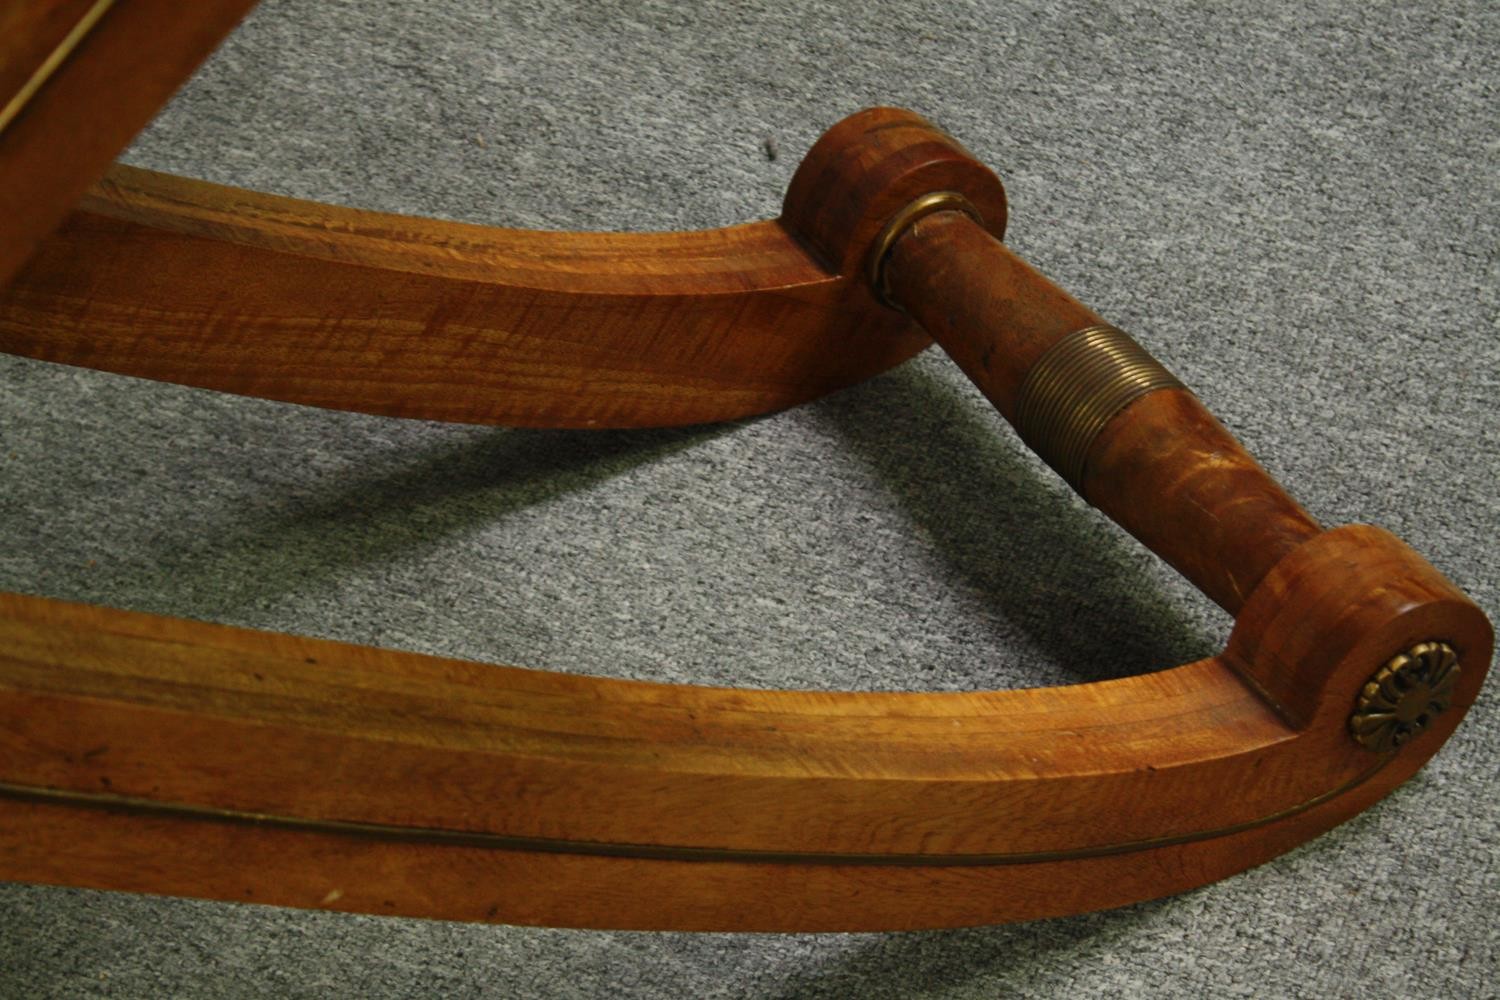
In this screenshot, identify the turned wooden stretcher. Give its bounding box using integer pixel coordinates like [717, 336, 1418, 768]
[0, 2, 1491, 931]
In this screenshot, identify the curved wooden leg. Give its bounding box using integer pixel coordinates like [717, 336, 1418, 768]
[0, 166, 928, 428]
[0, 109, 1490, 930]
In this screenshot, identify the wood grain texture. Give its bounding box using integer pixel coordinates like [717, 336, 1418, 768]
[0, 105, 1491, 930]
[0, 523, 1489, 930]
[0, 763, 1420, 932]
[886, 211, 1099, 420]
[0, 592, 1300, 860]
[1083, 388, 1322, 613]
[780, 106, 1008, 277]
[0, 165, 929, 427]
[884, 211, 1321, 613]
[0, 0, 258, 285]
[1226, 525, 1493, 732]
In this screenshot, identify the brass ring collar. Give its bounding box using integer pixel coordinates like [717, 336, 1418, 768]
[867, 191, 982, 308]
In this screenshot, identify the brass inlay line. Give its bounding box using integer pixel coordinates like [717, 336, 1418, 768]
[0, 760, 1388, 868]
[0, 0, 119, 139]
[1014, 324, 1185, 492]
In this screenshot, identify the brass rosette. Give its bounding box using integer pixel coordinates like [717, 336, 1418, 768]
[1350, 641, 1460, 753]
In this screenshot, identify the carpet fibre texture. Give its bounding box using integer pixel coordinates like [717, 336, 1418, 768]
[2, 1, 1497, 997]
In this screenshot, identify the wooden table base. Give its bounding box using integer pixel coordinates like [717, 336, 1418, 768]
[0, 101, 1490, 930]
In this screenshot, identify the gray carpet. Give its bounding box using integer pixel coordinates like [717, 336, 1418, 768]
[2, 0, 1497, 996]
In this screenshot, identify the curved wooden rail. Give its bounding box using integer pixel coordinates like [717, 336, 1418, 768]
[0, 524, 1488, 931]
[0, 107, 1491, 931]
[0, 164, 929, 428]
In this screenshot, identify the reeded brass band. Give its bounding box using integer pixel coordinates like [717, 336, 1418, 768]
[1014, 324, 1185, 492]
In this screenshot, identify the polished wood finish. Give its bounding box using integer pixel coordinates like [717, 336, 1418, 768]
[0, 0, 103, 115]
[1084, 389, 1322, 614]
[884, 210, 1321, 613]
[0, 106, 1490, 929]
[781, 106, 1008, 276]
[885, 212, 1099, 419]
[0, 760, 1438, 932]
[0, 0, 258, 285]
[0, 165, 929, 427]
[1226, 525, 1491, 731]
[0, 526, 1488, 930]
